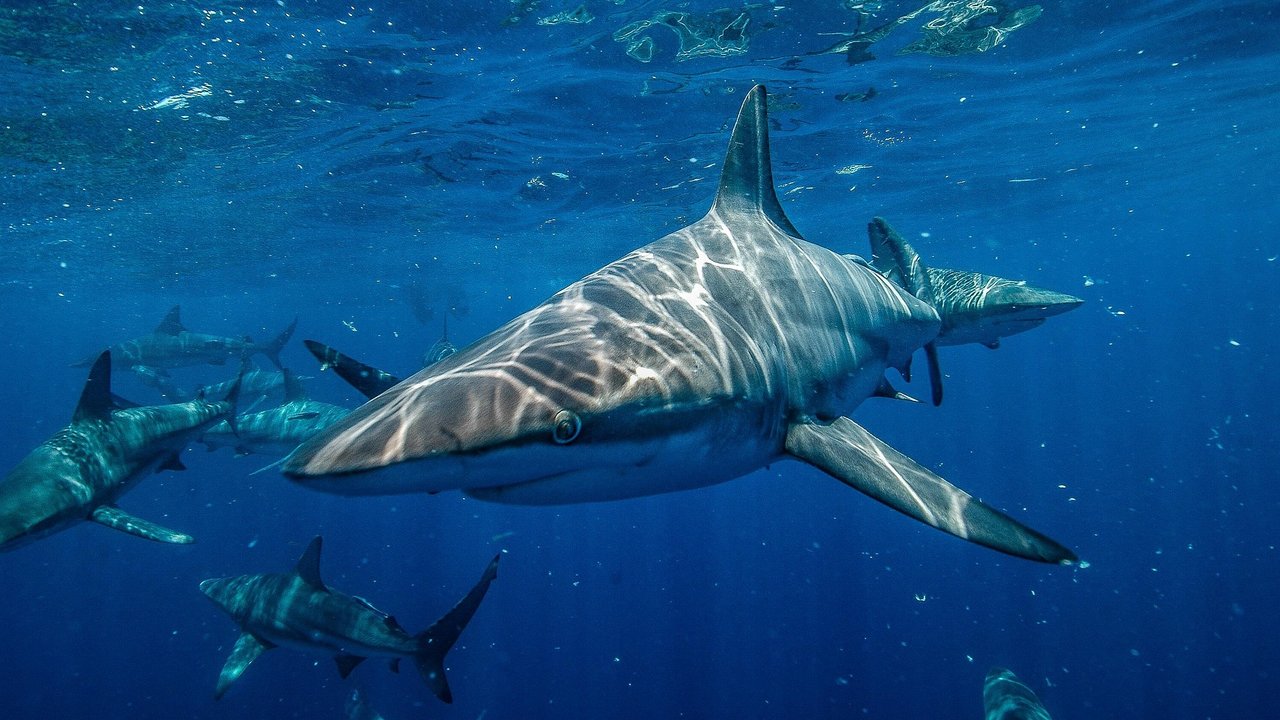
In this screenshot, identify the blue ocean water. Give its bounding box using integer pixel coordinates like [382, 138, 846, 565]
[1, 1, 1277, 718]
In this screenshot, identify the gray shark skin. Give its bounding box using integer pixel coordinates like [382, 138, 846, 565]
[72, 306, 297, 370]
[984, 667, 1053, 720]
[129, 364, 186, 402]
[202, 371, 350, 457]
[200, 537, 499, 703]
[0, 351, 237, 551]
[284, 85, 1076, 564]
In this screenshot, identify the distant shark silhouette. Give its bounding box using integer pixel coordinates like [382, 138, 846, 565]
[284, 85, 1080, 564]
[200, 537, 499, 702]
[984, 667, 1054, 719]
[72, 306, 296, 370]
[0, 351, 239, 551]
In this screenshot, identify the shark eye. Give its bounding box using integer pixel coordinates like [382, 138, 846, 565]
[552, 409, 581, 444]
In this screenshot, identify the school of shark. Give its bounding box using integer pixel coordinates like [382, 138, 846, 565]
[1, 86, 1080, 715]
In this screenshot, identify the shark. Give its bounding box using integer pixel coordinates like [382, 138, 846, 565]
[0, 351, 239, 551]
[200, 536, 500, 702]
[984, 667, 1054, 720]
[72, 306, 297, 370]
[283, 85, 1081, 564]
[197, 367, 308, 406]
[201, 370, 350, 457]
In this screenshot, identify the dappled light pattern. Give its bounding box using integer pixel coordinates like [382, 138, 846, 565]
[818, 0, 1043, 63]
[614, 9, 752, 63]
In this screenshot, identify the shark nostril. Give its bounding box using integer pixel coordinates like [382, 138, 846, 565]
[552, 409, 582, 444]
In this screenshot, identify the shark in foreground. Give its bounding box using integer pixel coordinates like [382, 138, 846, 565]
[200, 537, 500, 702]
[284, 85, 1081, 564]
[73, 305, 297, 370]
[0, 351, 238, 551]
[984, 667, 1054, 719]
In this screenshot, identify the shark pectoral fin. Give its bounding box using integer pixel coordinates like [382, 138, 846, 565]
[158, 453, 187, 472]
[215, 633, 273, 700]
[783, 418, 1076, 565]
[334, 653, 367, 679]
[90, 506, 194, 545]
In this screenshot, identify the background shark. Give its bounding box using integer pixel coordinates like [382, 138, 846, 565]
[72, 306, 296, 371]
[283, 85, 1079, 564]
[201, 370, 349, 457]
[984, 667, 1054, 719]
[0, 351, 238, 551]
[200, 537, 499, 703]
[865, 216, 1083, 405]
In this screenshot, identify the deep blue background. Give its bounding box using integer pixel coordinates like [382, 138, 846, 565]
[1, 1, 1277, 718]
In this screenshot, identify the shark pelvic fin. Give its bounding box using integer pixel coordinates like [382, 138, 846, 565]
[295, 535, 325, 589]
[784, 417, 1076, 564]
[334, 653, 367, 679]
[156, 305, 185, 335]
[73, 351, 116, 422]
[90, 505, 194, 544]
[711, 85, 801, 237]
[414, 554, 501, 703]
[874, 377, 919, 403]
[215, 632, 274, 700]
[158, 453, 187, 472]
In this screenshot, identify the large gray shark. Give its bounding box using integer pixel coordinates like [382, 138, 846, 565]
[0, 351, 238, 551]
[200, 537, 499, 702]
[73, 306, 297, 370]
[984, 667, 1054, 719]
[201, 371, 350, 457]
[283, 85, 1079, 564]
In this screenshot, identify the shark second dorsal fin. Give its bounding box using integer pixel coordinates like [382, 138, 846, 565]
[295, 535, 325, 589]
[74, 351, 116, 422]
[156, 305, 185, 335]
[711, 85, 801, 237]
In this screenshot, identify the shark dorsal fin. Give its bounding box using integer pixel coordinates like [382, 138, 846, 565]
[711, 85, 800, 237]
[156, 305, 185, 335]
[73, 351, 116, 422]
[867, 217, 936, 306]
[295, 536, 325, 589]
[282, 369, 307, 403]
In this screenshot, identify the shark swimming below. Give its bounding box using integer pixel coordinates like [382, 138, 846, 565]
[0, 351, 238, 551]
[283, 85, 1081, 564]
[72, 305, 296, 371]
[200, 536, 499, 702]
[984, 667, 1054, 719]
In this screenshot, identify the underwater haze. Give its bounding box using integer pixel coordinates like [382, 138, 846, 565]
[1, 1, 1277, 719]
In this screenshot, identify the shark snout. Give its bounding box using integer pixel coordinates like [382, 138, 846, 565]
[993, 283, 1084, 318]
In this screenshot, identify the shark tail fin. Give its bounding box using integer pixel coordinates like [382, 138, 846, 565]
[711, 85, 801, 237]
[259, 317, 298, 370]
[412, 554, 500, 704]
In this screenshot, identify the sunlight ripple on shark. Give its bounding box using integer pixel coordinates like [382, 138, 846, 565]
[283, 85, 1081, 564]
